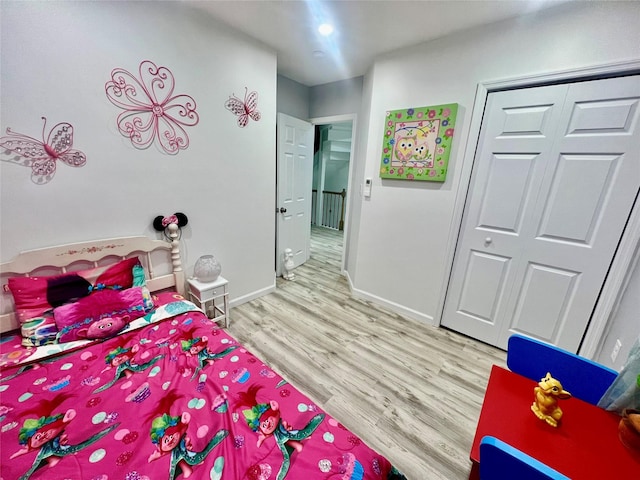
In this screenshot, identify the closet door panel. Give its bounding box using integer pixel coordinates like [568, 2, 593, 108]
[444, 75, 640, 352]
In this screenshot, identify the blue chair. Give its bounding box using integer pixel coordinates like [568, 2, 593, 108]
[506, 334, 618, 405]
[479, 436, 570, 480]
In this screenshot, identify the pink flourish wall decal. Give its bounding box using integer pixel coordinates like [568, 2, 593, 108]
[225, 87, 261, 128]
[0, 117, 87, 185]
[105, 60, 199, 155]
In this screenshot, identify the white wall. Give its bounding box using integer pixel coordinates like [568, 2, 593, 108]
[277, 74, 309, 120]
[349, 1, 640, 324]
[310, 77, 363, 118]
[325, 162, 349, 193]
[0, 1, 278, 305]
[596, 244, 640, 369]
[344, 69, 375, 284]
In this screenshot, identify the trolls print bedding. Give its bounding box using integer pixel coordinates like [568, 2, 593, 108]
[0, 293, 406, 480]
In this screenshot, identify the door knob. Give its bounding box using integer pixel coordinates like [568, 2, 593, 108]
[279, 207, 287, 213]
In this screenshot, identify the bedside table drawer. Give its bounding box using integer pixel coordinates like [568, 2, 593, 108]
[188, 279, 227, 299]
[189, 284, 222, 297]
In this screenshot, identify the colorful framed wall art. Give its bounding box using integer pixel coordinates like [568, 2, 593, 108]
[379, 103, 458, 182]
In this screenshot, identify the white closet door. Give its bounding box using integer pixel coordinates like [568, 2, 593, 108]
[442, 75, 640, 351]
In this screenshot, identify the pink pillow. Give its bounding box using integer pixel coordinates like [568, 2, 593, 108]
[152, 290, 186, 306]
[54, 286, 154, 343]
[94, 257, 141, 290]
[8, 257, 141, 323]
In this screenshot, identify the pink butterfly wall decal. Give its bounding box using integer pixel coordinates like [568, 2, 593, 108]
[105, 60, 199, 155]
[0, 117, 87, 184]
[225, 88, 261, 128]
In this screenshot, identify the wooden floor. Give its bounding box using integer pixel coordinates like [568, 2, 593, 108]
[229, 226, 507, 479]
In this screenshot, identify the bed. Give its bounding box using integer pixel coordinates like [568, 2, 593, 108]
[0, 223, 407, 480]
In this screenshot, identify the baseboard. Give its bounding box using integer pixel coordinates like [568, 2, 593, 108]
[230, 272, 435, 327]
[347, 278, 436, 326]
[344, 269, 355, 291]
[229, 281, 276, 308]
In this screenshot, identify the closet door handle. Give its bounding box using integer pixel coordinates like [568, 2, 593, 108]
[278, 207, 287, 213]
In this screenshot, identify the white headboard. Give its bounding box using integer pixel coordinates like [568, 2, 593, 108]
[0, 224, 185, 334]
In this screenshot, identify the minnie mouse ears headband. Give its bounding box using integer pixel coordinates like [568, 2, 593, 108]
[153, 212, 188, 241]
[153, 212, 188, 231]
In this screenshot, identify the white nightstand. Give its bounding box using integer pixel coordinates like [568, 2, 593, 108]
[186, 276, 229, 327]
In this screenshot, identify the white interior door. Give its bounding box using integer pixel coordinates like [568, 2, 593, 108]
[442, 75, 640, 352]
[276, 113, 314, 276]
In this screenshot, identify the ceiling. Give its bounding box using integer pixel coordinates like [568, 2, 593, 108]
[185, 0, 571, 87]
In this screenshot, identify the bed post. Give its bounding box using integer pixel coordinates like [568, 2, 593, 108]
[166, 223, 186, 296]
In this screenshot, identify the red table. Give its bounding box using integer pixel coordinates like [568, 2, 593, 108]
[470, 365, 640, 479]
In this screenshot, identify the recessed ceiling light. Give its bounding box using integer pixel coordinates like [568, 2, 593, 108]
[318, 23, 334, 36]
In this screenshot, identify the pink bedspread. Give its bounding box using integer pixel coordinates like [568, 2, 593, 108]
[1, 296, 406, 480]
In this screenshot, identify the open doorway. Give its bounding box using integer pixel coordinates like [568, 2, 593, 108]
[312, 121, 351, 230]
[309, 114, 356, 274]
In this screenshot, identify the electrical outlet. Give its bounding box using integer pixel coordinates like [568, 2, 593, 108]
[611, 339, 622, 362]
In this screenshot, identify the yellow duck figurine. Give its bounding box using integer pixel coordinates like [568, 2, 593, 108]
[531, 372, 572, 427]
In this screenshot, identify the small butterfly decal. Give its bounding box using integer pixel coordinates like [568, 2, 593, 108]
[0, 117, 87, 184]
[225, 87, 261, 128]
